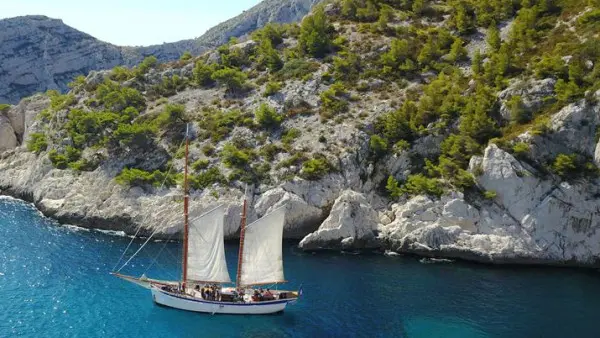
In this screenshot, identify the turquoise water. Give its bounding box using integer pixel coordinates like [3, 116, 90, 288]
[2, 197, 600, 337]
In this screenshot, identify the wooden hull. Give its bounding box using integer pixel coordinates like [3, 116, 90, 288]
[150, 286, 297, 314]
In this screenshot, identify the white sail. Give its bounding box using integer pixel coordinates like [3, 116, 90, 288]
[187, 205, 232, 283]
[240, 205, 286, 286]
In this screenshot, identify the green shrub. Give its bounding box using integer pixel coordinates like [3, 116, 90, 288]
[68, 75, 87, 89]
[148, 75, 188, 98]
[512, 142, 530, 158]
[115, 168, 174, 187]
[133, 56, 158, 79]
[110, 66, 134, 82]
[299, 7, 333, 58]
[197, 108, 251, 142]
[278, 59, 320, 80]
[256, 39, 283, 72]
[64, 109, 120, 148]
[301, 154, 334, 180]
[111, 123, 156, 149]
[47, 90, 76, 111]
[180, 51, 193, 61]
[440, 134, 481, 167]
[211, 67, 248, 94]
[369, 135, 388, 157]
[393, 140, 411, 153]
[219, 45, 250, 69]
[486, 22, 501, 52]
[252, 23, 284, 46]
[380, 38, 416, 77]
[320, 82, 349, 119]
[276, 152, 307, 170]
[386, 175, 402, 198]
[402, 174, 443, 197]
[555, 79, 580, 103]
[263, 81, 282, 96]
[190, 167, 225, 189]
[95, 81, 145, 112]
[507, 95, 531, 124]
[193, 61, 218, 87]
[551, 153, 577, 179]
[220, 143, 251, 168]
[151, 104, 186, 131]
[27, 133, 48, 154]
[577, 9, 600, 26]
[259, 143, 283, 161]
[483, 190, 497, 200]
[332, 51, 361, 82]
[192, 159, 210, 171]
[202, 144, 216, 156]
[48, 149, 68, 169]
[282, 128, 301, 145]
[255, 103, 283, 128]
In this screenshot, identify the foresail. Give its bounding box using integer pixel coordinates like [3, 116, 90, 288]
[187, 205, 232, 283]
[240, 205, 286, 286]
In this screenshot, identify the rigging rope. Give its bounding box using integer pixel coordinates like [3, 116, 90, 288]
[143, 230, 180, 277]
[116, 224, 165, 273]
[111, 138, 186, 273]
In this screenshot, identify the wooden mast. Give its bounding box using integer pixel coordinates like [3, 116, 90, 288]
[181, 124, 190, 291]
[235, 185, 248, 289]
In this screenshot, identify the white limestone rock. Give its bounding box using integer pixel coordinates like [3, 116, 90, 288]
[0, 115, 18, 152]
[380, 142, 600, 266]
[254, 187, 323, 239]
[498, 78, 556, 120]
[299, 190, 381, 250]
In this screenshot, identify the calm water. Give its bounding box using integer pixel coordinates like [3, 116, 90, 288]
[1, 197, 600, 337]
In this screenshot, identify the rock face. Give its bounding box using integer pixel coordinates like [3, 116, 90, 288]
[381, 143, 600, 267]
[0, 16, 128, 104]
[197, 0, 322, 48]
[0, 115, 18, 151]
[299, 190, 380, 250]
[0, 0, 323, 103]
[498, 78, 556, 120]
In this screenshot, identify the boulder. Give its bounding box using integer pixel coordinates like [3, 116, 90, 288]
[299, 190, 380, 250]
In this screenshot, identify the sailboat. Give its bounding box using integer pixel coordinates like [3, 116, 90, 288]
[111, 126, 302, 315]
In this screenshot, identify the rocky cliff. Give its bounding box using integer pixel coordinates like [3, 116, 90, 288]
[1, 0, 600, 268]
[0, 0, 322, 104]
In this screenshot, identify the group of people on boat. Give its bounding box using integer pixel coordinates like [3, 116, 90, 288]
[194, 284, 222, 301]
[251, 288, 275, 302]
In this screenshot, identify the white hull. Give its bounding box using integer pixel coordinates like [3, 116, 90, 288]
[150, 286, 296, 315]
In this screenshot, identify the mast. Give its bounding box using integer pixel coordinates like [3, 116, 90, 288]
[235, 185, 248, 289]
[181, 124, 190, 291]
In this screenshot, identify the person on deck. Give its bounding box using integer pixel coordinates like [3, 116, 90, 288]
[252, 290, 260, 302]
[264, 289, 274, 301]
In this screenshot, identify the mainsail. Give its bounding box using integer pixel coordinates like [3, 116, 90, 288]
[186, 205, 232, 283]
[239, 205, 286, 286]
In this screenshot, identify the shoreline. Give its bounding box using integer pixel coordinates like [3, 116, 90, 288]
[3, 191, 599, 271]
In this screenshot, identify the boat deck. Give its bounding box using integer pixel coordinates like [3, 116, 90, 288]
[157, 284, 298, 305]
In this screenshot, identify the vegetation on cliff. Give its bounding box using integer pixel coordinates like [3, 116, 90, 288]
[16, 0, 600, 199]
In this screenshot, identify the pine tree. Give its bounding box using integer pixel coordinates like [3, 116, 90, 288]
[486, 22, 501, 52]
[472, 49, 483, 75]
[299, 7, 332, 58]
[448, 38, 467, 63]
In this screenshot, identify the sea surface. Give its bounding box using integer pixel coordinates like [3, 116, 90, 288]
[1, 197, 600, 337]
